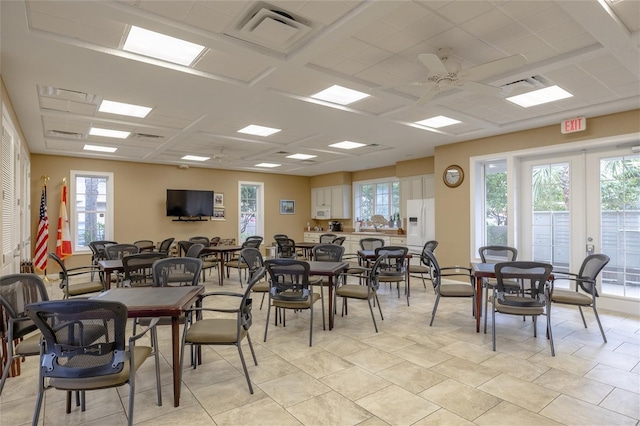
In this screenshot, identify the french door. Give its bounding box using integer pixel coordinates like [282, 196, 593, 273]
[520, 147, 639, 300]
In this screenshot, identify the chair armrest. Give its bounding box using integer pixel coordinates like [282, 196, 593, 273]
[186, 307, 240, 315]
[129, 317, 160, 343]
[200, 291, 243, 299]
[551, 271, 579, 279]
[440, 266, 473, 274]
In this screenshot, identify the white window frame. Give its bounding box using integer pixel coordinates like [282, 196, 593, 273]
[238, 181, 264, 243]
[70, 170, 114, 254]
[353, 177, 401, 224]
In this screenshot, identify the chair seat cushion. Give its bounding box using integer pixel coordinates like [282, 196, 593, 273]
[202, 261, 218, 269]
[378, 274, 405, 282]
[68, 281, 104, 296]
[551, 290, 592, 306]
[439, 283, 474, 297]
[50, 346, 152, 390]
[489, 295, 544, 315]
[336, 284, 371, 299]
[15, 332, 43, 356]
[185, 318, 245, 344]
[272, 292, 320, 309]
[408, 265, 430, 273]
[251, 281, 270, 292]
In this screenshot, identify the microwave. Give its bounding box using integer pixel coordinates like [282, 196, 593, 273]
[315, 207, 331, 219]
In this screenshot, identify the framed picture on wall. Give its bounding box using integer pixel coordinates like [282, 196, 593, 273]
[214, 193, 224, 208]
[212, 208, 225, 220]
[280, 200, 295, 215]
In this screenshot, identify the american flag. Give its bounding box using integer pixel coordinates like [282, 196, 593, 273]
[34, 185, 49, 271]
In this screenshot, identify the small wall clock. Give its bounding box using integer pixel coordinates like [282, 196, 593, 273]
[443, 165, 464, 188]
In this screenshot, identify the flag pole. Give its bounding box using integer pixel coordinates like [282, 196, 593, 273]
[40, 175, 50, 283]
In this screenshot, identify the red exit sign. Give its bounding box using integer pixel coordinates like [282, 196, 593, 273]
[561, 117, 586, 134]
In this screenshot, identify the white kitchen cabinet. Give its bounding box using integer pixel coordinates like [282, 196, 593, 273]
[304, 232, 319, 243]
[330, 185, 351, 219]
[399, 174, 434, 218]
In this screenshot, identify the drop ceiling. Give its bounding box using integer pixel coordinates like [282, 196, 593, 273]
[1, 0, 638, 176]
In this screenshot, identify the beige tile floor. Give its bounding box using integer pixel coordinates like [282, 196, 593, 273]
[1, 270, 639, 425]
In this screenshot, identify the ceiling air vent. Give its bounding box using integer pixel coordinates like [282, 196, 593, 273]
[131, 133, 163, 140]
[47, 129, 84, 139]
[501, 75, 548, 94]
[224, 2, 316, 54]
[275, 151, 290, 155]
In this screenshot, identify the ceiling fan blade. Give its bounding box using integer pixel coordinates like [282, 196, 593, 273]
[415, 85, 441, 106]
[459, 80, 502, 97]
[418, 53, 448, 76]
[465, 54, 527, 81]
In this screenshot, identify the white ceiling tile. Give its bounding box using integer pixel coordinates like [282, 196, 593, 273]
[331, 37, 371, 57]
[28, 10, 77, 37]
[184, 3, 235, 34]
[402, 12, 454, 40]
[380, 1, 431, 28]
[353, 46, 394, 66]
[377, 31, 421, 54]
[499, 34, 549, 57]
[498, 0, 555, 21]
[437, 1, 495, 25]
[376, 55, 424, 81]
[310, 50, 349, 68]
[298, 1, 360, 26]
[330, 58, 371, 76]
[461, 9, 513, 38]
[195, 50, 270, 82]
[354, 20, 398, 45]
[134, 0, 192, 21]
[481, 22, 533, 48]
[538, 20, 589, 44]
[552, 32, 598, 54]
[519, 5, 571, 34]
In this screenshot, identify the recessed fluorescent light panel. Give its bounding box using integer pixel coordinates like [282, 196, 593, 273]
[506, 85, 573, 108]
[311, 85, 370, 105]
[286, 154, 317, 160]
[415, 115, 461, 128]
[89, 128, 130, 139]
[99, 100, 152, 118]
[329, 141, 366, 150]
[255, 163, 281, 168]
[238, 125, 281, 137]
[181, 155, 210, 161]
[84, 144, 117, 153]
[123, 26, 205, 66]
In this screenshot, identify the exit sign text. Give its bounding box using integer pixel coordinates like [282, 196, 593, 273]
[561, 117, 586, 134]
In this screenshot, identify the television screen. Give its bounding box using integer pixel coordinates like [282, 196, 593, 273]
[166, 189, 214, 217]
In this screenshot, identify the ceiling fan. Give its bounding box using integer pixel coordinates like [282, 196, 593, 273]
[408, 48, 527, 105]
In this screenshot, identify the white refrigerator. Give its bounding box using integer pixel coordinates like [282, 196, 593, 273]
[406, 198, 435, 252]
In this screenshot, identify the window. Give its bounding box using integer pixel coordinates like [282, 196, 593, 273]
[354, 179, 400, 224]
[239, 182, 263, 243]
[70, 171, 114, 253]
[483, 160, 508, 247]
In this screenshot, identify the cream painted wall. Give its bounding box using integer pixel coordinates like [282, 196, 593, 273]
[31, 155, 311, 269]
[434, 109, 640, 269]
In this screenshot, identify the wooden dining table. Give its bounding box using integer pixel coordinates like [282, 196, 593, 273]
[92, 285, 204, 407]
[200, 245, 243, 286]
[358, 250, 413, 304]
[307, 260, 349, 330]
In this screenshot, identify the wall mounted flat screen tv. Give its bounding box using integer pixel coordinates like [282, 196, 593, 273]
[166, 189, 214, 218]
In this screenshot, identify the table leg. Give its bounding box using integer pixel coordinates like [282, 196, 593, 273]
[217, 253, 225, 286]
[328, 275, 334, 330]
[104, 270, 112, 290]
[171, 316, 180, 407]
[475, 276, 482, 332]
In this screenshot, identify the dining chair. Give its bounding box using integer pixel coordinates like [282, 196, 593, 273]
[88, 240, 117, 281]
[360, 237, 385, 251]
[156, 237, 175, 255]
[551, 254, 610, 342]
[425, 250, 476, 326]
[311, 243, 345, 325]
[479, 245, 519, 322]
[331, 236, 346, 246]
[263, 259, 323, 346]
[121, 252, 168, 287]
[133, 239, 155, 251]
[49, 252, 105, 298]
[335, 254, 387, 332]
[375, 246, 410, 305]
[226, 239, 263, 284]
[105, 243, 140, 260]
[489, 261, 554, 355]
[189, 236, 211, 246]
[275, 238, 297, 259]
[408, 240, 438, 289]
[241, 248, 269, 308]
[319, 233, 337, 243]
[179, 267, 264, 394]
[26, 299, 162, 426]
[0, 274, 49, 396]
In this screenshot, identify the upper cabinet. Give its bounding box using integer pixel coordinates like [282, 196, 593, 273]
[399, 175, 434, 217]
[311, 185, 351, 219]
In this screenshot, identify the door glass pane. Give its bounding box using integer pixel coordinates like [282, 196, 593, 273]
[531, 162, 571, 282]
[75, 175, 109, 248]
[600, 155, 640, 298]
[484, 160, 508, 246]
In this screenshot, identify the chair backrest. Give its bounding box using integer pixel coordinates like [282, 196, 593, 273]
[312, 244, 345, 262]
[244, 236, 263, 248]
[177, 240, 194, 256]
[366, 254, 389, 292]
[479, 245, 518, 263]
[122, 252, 168, 286]
[495, 261, 553, 305]
[332, 236, 346, 246]
[240, 248, 264, 280]
[577, 254, 610, 296]
[273, 234, 288, 241]
[25, 299, 127, 379]
[48, 252, 73, 290]
[152, 257, 203, 287]
[189, 236, 211, 246]
[264, 259, 312, 301]
[420, 240, 439, 265]
[0, 274, 49, 339]
[422, 251, 442, 289]
[89, 240, 118, 261]
[105, 243, 140, 260]
[241, 266, 265, 330]
[375, 246, 409, 273]
[133, 240, 155, 249]
[157, 237, 175, 254]
[275, 238, 297, 258]
[360, 238, 385, 251]
[210, 237, 221, 247]
[319, 233, 337, 243]
[185, 243, 204, 258]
